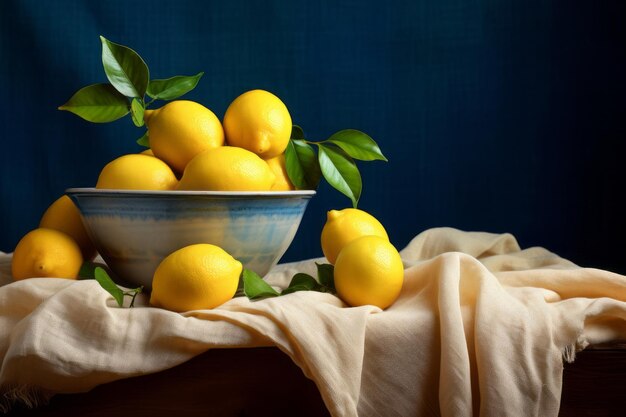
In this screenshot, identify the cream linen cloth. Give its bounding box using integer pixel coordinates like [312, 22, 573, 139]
[2, 227, 626, 416]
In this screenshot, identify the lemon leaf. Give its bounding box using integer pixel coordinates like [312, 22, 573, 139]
[130, 98, 145, 127]
[58, 83, 130, 123]
[94, 267, 124, 307]
[327, 129, 388, 162]
[242, 269, 279, 300]
[281, 284, 315, 295]
[291, 125, 306, 140]
[78, 261, 110, 280]
[285, 139, 321, 189]
[136, 131, 149, 147]
[100, 35, 149, 98]
[285, 140, 306, 189]
[147, 72, 204, 100]
[316, 263, 335, 292]
[281, 273, 320, 295]
[318, 144, 362, 208]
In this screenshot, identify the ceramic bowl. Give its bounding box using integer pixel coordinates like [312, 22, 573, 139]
[66, 188, 315, 289]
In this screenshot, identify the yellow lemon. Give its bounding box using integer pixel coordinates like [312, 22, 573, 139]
[144, 100, 224, 173]
[40, 195, 97, 261]
[223, 89, 292, 159]
[320, 208, 389, 265]
[266, 154, 295, 191]
[177, 146, 276, 191]
[334, 235, 404, 309]
[96, 154, 178, 190]
[150, 244, 243, 312]
[12, 228, 83, 280]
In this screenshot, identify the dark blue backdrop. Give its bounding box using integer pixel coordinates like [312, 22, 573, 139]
[1, 0, 625, 272]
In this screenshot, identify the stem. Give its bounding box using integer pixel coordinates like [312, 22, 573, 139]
[129, 292, 138, 308]
[123, 286, 143, 308]
[144, 98, 157, 108]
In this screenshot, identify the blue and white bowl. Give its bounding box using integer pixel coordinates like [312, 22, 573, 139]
[66, 188, 315, 289]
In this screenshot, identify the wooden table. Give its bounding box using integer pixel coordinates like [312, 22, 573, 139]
[14, 343, 626, 417]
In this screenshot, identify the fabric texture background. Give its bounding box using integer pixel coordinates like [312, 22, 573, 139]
[1, 227, 625, 416]
[1, 0, 625, 273]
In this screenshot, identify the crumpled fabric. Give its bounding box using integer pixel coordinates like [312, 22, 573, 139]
[1, 227, 625, 416]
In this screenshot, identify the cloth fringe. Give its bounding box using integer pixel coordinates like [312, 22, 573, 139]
[0, 384, 53, 414]
[562, 334, 589, 364]
[562, 343, 577, 363]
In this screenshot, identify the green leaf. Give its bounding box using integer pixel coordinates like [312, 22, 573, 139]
[147, 72, 204, 100]
[285, 140, 307, 189]
[316, 263, 335, 292]
[326, 129, 388, 162]
[58, 83, 129, 123]
[285, 139, 321, 190]
[94, 267, 124, 307]
[130, 98, 145, 127]
[100, 35, 150, 98]
[242, 269, 279, 300]
[234, 275, 245, 297]
[136, 131, 150, 148]
[291, 125, 306, 140]
[281, 284, 314, 295]
[281, 273, 320, 295]
[78, 261, 109, 280]
[318, 144, 362, 208]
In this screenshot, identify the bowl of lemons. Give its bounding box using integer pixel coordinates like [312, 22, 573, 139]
[67, 188, 315, 290]
[64, 89, 315, 289]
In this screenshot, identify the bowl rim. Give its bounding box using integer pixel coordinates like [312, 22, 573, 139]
[65, 187, 316, 197]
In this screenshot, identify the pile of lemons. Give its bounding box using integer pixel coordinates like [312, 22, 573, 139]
[12, 196, 95, 281]
[97, 89, 294, 192]
[11, 89, 404, 313]
[321, 208, 404, 310]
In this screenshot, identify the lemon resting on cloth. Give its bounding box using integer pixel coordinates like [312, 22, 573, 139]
[11, 228, 83, 280]
[150, 243, 243, 312]
[334, 235, 404, 309]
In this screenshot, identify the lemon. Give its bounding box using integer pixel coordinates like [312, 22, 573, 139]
[266, 154, 295, 191]
[177, 146, 276, 191]
[223, 89, 292, 159]
[150, 244, 243, 312]
[144, 100, 224, 173]
[320, 208, 389, 265]
[40, 195, 97, 260]
[334, 235, 404, 309]
[96, 154, 178, 190]
[12, 228, 83, 280]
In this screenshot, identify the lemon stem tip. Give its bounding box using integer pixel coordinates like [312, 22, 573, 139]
[327, 210, 340, 221]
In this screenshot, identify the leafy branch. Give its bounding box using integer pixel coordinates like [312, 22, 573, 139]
[239, 263, 336, 301]
[285, 126, 387, 208]
[90, 266, 143, 308]
[58, 36, 203, 146]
